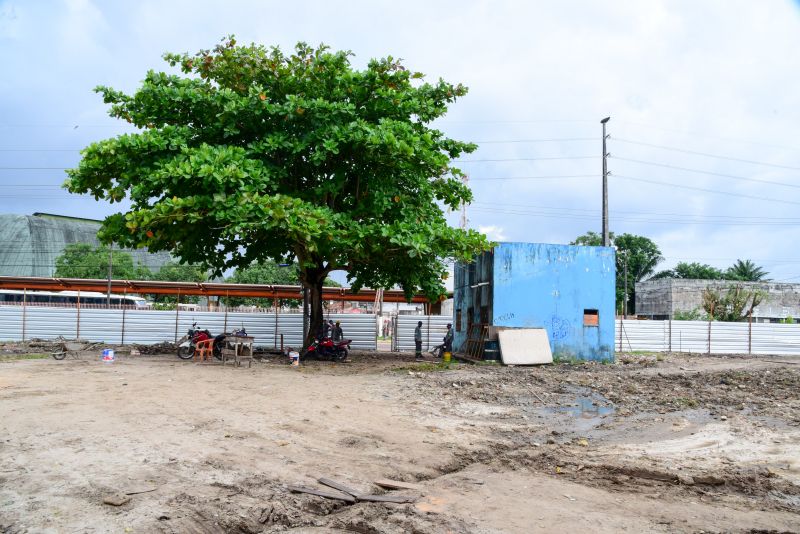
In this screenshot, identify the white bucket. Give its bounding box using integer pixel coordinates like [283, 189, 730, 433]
[101, 349, 115, 362]
[289, 351, 300, 366]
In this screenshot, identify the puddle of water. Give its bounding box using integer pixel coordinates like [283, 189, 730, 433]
[551, 392, 615, 419]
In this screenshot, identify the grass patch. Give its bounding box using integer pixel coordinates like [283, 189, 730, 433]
[0, 353, 50, 361]
[474, 359, 501, 366]
[394, 361, 457, 372]
[675, 397, 699, 408]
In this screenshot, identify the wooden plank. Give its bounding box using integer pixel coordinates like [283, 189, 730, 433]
[374, 479, 422, 491]
[357, 494, 417, 504]
[287, 485, 356, 503]
[317, 477, 362, 497]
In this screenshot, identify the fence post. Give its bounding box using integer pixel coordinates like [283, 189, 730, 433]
[21, 288, 27, 343]
[121, 288, 127, 346]
[426, 314, 431, 351]
[668, 317, 672, 353]
[748, 310, 752, 354]
[76, 290, 81, 339]
[223, 291, 229, 334]
[273, 298, 278, 349]
[618, 319, 623, 352]
[174, 289, 180, 344]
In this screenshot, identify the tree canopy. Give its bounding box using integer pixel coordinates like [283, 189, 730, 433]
[571, 231, 662, 314]
[652, 260, 769, 282]
[725, 259, 769, 281]
[54, 243, 151, 280]
[64, 38, 489, 343]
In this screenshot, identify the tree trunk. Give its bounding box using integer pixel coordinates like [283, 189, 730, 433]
[301, 267, 328, 353]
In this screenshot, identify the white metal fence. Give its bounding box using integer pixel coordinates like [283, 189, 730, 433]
[0, 305, 377, 350]
[616, 319, 800, 356]
[393, 315, 451, 352]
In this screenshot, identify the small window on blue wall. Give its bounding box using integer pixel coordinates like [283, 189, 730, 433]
[584, 309, 599, 326]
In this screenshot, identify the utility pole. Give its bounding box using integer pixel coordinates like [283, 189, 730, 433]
[460, 174, 469, 230]
[601, 117, 610, 247]
[106, 244, 113, 308]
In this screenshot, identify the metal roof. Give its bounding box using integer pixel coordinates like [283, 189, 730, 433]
[0, 213, 171, 277]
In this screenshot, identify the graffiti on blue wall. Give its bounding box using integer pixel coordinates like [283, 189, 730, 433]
[490, 242, 615, 361]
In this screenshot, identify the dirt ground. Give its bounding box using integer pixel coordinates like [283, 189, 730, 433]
[1, 346, 799, 533]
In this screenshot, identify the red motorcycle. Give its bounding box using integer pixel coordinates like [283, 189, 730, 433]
[177, 322, 224, 360]
[305, 337, 351, 362]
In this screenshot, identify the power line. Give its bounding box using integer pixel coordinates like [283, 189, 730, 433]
[0, 149, 81, 152]
[613, 138, 800, 171]
[612, 174, 800, 206]
[470, 174, 595, 181]
[458, 156, 596, 163]
[469, 206, 800, 226]
[473, 138, 595, 144]
[470, 201, 800, 221]
[611, 157, 800, 190]
[613, 120, 800, 152]
[0, 167, 70, 170]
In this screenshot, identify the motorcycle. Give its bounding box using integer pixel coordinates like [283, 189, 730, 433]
[176, 322, 225, 360]
[305, 337, 351, 362]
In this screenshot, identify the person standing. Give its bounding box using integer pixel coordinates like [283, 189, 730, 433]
[443, 323, 453, 353]
[414, 320, 423, 361]
[333, 321, 343, 341]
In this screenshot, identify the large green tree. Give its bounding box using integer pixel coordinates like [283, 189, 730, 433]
[571, 231, 663, 314]
[64, 38, 489, 345]
[54, 243, 150, 280]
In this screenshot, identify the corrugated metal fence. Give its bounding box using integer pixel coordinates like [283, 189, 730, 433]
[616, 319, 800, 356]
[393, 315, 451, 352]
[0, 305, 376, 350]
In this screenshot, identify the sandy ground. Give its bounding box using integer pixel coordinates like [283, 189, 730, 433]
[0, 348, 799, 533]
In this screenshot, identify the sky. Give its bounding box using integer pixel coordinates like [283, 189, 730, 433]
[1, 0, 800, 282]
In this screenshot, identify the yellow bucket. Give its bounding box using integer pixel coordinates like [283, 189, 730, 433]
[443, 351, 452, 363]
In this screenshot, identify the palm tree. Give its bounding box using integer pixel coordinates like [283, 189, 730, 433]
[726, 259, 769, 281]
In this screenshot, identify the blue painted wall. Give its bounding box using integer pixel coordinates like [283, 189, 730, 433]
[492, 242, 616, 361]
[453, 242, 615, 361]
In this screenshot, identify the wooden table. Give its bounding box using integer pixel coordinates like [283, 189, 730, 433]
[221, 335, 254, 367]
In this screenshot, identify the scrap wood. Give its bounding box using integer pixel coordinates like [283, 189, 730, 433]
[374, 478, 422, 491]
[124, 486, 159, 495]
[357, 494, 417, 504]
[317, 477, 362, 497]
[287, 485, 356, 503]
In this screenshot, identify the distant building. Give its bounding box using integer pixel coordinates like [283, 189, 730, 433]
[454, 242, 616, 361]
[635, 278, 800, 322]
[0, 213, 171, 277]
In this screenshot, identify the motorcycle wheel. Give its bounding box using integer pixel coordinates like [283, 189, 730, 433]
[335, 347, 349, 362]
[177, 345, 194, 360]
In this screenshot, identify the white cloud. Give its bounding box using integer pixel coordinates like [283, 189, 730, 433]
[478, 225, 507, 242]
[2, 0, 800, 280]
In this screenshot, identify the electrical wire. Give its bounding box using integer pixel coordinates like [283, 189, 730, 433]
[470, 201, 800, 221]
[611, 174, 800, 206]
[470, 174, 595, 181]
[611, 156, 800, 189]
[472, 138, 595, 144]
[613, 138, 800, 171]
[458, 156, 596, 163]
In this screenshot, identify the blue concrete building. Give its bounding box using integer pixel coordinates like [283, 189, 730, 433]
[453, 242, 616, 361]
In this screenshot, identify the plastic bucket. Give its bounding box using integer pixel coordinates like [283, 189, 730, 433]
[443, 351, 452, 363]
[101, 349, 115, 362]
[289, 351, 300, 366]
